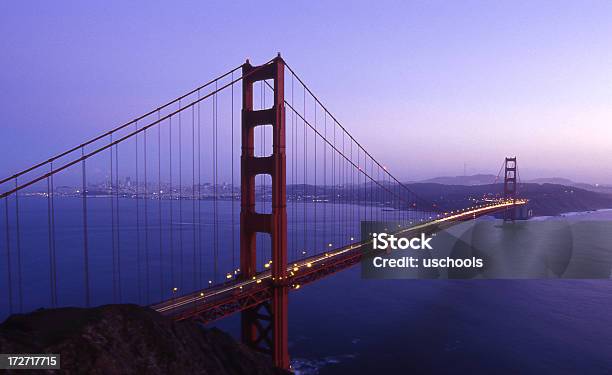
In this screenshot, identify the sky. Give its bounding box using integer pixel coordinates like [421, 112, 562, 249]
[1, 1, 611, 184]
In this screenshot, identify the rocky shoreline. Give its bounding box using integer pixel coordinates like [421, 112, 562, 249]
[0, 304, 289, 375]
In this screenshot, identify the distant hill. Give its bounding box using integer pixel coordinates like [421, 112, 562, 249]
[406, 182, 612, 216]
[526, 177, 612, 195]
[419, 174, 498, 186]
[416, 175, 612, 196]
[287, 180, 612, 217]
[527, 177, 575, 185]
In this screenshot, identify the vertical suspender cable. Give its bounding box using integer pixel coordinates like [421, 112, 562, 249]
[370, 158, 373, 222]
[377, 166, 380, 223]
[342, 131, 346, 243]
[115, 141, 121, 302]
[356, 147, 360, 226]
[334, 121, 338, 242]
[144, 127, 149, 304]
[50, 167, 57, 305]
[291, 72, 296, 260]
[198, 90, 202, 288]
[323, 112, 327, 251]
[46, 170, 55, 306]
[135, 122, 142, 304]
[350, 140, 353, 240]
[14, 178, 22, 312]
[158, 110, 163, 300]
[192, 105, 197, 291]
[303, 86, 307, 255]
[110, 134, 117, 302]
[231, 74, 236, 271]
[214, 81, 219, 282]
[313, 101, 317, 252]
[262, 80, 266, 213]
[358, 151, 368, 226]
[108, 133, 117, 303]
[4, 197, 12, 314]
[179, 100, 184, 291]
[168, 117, 174, 291]
[81, 147, 90, 307]
[259, 82, 264, 267]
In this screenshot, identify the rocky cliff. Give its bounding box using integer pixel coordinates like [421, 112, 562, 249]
[0, 304, 289, 375]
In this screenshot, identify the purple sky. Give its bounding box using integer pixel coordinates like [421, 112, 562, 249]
[1, 1, 611, 184]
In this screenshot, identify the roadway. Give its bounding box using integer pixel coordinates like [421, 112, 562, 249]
[153, 199, 527, 323]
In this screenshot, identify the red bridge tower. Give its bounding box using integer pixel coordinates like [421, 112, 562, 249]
[240, 55, 289, 369]
[503, 157, 517, 221]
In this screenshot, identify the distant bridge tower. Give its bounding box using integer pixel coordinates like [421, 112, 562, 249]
[503, 157, 517, 221]
[240, 55, 289, 369]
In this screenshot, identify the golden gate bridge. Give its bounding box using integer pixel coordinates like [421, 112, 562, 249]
[0, 55, 525, 369]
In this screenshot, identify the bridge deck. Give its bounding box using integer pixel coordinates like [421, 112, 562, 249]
[152, 200, 526, 323]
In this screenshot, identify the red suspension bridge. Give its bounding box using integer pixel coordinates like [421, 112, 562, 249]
[0, 55, 525, 369]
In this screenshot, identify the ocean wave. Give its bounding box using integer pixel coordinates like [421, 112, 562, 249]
[291, 354, 357, 375]
[530, 208, 612, 221]
[529, 215, 553, 221]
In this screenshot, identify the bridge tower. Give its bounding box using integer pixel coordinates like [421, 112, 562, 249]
[240, 55, 289, 369]
[503, 157, 517, 221]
